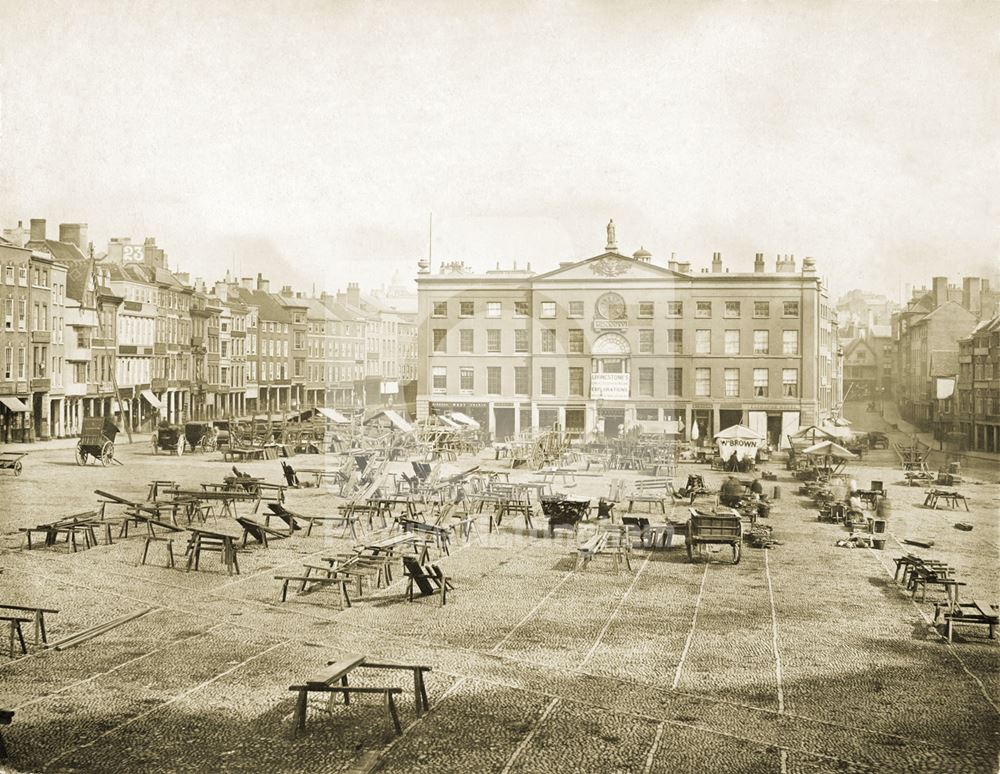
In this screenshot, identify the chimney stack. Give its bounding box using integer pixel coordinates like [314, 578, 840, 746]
[776, 254, 796, 273]
[280, 285, 293, 297]
[256, 273, 270, 293]
[240, 277, 254, 290]
[29, 219, 46, 243]
[754, 253, 765, 273]
[931, 276, 948, 309]
[59, 223, 88, 251]
[711, 252, 723, 273]
[962, 277, 982, 316]
[346, 282, 361, 307]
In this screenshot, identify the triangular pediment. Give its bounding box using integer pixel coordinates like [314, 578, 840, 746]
[533, 252, 690, 281]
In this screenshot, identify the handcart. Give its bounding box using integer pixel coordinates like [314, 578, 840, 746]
[76, 416, 119, 466]
[0, 452, 26, 477]
[686, 507, 743, 564]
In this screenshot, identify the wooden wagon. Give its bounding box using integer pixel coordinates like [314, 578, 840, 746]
[0, 452, 26, 477]
[76, 417, 119, 466]
[686, 507, 743, 564]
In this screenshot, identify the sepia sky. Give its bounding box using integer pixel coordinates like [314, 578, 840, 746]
[0, 0, 997, 301]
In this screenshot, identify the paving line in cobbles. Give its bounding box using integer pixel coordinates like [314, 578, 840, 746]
[763, 548, 785, 714]
[642, 722, 665, 774]
[870, 530, 999, 715]
[490, 568, 576, 652]
[671, 561, 709, 689]
[43, 638, 292, 769]
[8, 544, 993, 768]
[10, 621, 228, 711]
[577, 550, 652, 669]
[338, 676, 471, 774]
[12, 551, 982, 764]
[498, 696, 560, 774]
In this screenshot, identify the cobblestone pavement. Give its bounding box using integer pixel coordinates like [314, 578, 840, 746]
[0, 437, 997, 773]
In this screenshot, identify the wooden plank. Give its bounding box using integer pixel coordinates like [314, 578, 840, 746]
[304, 655, 367, 687]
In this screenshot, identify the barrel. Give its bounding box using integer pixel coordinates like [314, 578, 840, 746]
[772, 485, 781, 500]
[876, 495, 892, 521]
[872, 517, 887, 550]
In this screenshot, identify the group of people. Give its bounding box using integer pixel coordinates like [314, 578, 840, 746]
[719, 475, 771, 518]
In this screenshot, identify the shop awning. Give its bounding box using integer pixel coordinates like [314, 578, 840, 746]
[140, 390, 164, 411]
[435, 414, 461, 429]
[317, 407, 350, 424]
[449, 411, 480, 429]
[0, 396, 29, 412]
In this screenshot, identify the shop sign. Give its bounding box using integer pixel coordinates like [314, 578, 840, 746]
[591, 373, 630, 400]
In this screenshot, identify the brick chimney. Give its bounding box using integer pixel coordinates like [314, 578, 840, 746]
[256, 273, 270, 293]
[346, 282, 361, 307]
[931, 276, 948, 309]
[962, 277, 981, 316]
[754, 253, 765, 273]
[711, 252, 723, 273]
[776, 254, 796, 273]
[240, 277, 254, 290]
[29, 218, 46, 242]
[279, 285, 293, 298]
[59, 223, 88, 251]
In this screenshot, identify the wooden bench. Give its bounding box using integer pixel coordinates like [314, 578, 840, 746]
[274, 571, 352, 607]
[290, 656, 430, 736]
[0, 709, 12, 760]
[575, 532, 608, 569]
[934, 599, 999, 642]
[626, 479, 674, 514]
[20, 511, 101, 551]
[401, 556, 452, 606]
[184, 529, 240, 575]
[1, 615, 29, 657]
[395, 518, 451, 556]
[923, 489, 969, 511]
[908, 564, 965, 603]
[223, 447, 266, 462]
[237, 517, 290, 548]
[0, 603, 58, 647]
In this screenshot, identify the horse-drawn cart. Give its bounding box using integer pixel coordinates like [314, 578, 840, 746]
[183, 421, 217, 453]
[76, 417, 119, 466]
[686, 507, 743, 564]
[153, 423, 184, 455]
[0, 452, 26, 477]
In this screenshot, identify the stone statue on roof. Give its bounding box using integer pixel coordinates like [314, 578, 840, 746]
[606, 219, 616, 250]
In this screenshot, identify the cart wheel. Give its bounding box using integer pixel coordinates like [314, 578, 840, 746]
[101, 442, 114, 466]
[732, 542, 742, 564]
[75, 446, 87, 465]
[13, 460, 22, 477]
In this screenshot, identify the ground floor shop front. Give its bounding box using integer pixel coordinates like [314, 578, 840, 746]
[418, 396, 817, 446]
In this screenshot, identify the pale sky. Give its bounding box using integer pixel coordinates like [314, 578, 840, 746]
[1, 0, 997, 301]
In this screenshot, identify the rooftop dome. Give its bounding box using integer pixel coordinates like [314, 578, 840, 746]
[633, 246, 652, 262]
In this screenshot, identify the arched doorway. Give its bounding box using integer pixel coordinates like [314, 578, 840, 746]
[591, 333, 631, 437]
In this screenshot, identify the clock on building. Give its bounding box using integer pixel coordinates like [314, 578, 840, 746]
[596, 292, 626, 321]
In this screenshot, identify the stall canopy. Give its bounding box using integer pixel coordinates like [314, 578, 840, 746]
[140, 390, 164, 411]
[365, 409, 413, 433]
[0, 396, 29, 412]
[316, 407, 350, 424]
[802, 440, 857, 460]
[448, 411, 480, 429]
[714, 424, 764, 461]
[433, 414, 461, 429]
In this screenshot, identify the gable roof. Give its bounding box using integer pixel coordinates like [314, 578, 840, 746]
[533, 251, 690, 281]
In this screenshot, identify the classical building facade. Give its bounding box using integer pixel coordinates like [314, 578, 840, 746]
[417, 227, 838, 446]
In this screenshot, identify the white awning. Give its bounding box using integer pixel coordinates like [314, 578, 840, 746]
[317, 407, 350, 424]
[140, 389, 164, 411]
[378, 409, 413, 432]
[0, 396, 29, 413]
[435, 414, 461, 429]
[449, 411, 480, 429]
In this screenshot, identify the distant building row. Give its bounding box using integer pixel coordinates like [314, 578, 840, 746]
[0, 219, 417, 441]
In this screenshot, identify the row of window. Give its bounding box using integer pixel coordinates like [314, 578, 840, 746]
[431, 299, 801, 319]
[432, 328, 800, 356]
[431, 365, 800, 398]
